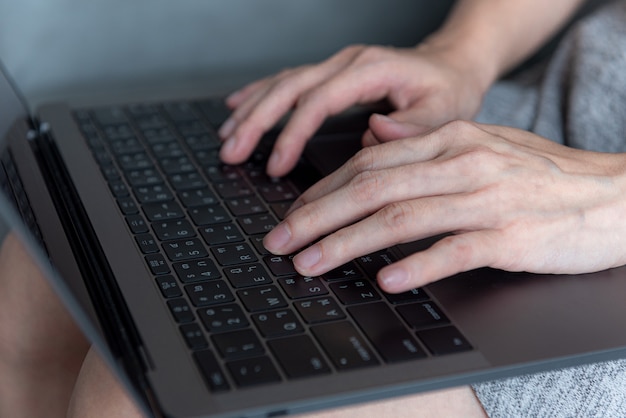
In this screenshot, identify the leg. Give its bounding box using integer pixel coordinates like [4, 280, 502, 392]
[0, 233, 90, 417]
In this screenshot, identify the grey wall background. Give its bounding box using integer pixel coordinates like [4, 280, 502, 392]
[0, 0, 453, 107]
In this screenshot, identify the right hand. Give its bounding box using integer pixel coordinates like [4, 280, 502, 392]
[219, 42, 492, 177]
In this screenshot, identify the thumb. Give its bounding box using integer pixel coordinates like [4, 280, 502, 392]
[362, 113, 431, 147]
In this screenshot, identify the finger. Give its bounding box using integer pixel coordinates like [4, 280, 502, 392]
[367, 113, 432, 143]
[224, 77, 270, 109]
[288, 193, 488, 278]
[378, 231, 497, 293]
[221, 48, 366, 166]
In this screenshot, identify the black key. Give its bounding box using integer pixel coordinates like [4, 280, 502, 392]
[252, 309, 304, 338]
[199, 223, 244, 245]
[238, 285, 287, 312]
[135, 234, 159, 254]
[185, 280, 234, 307]
[145, 254, 170, 275]
[167, 298, 195, 323]
[159, 156, 195, 175]
[258, 182, 298, 202]
[169, 171, 208, 191]
[178, 187, 218, 207]
[151, 141, 185, 159]
[173, 259, 221, 283]
[263, 255, 296, 276]
[193, 350, 230, 392]
[126, 214, 149, 234]
[180, 323, 209, 350]
[125, 168, 163, 187]
[278, 276, 328, 299]
[238, 214, 277, 235]
[311, 321, 379, 370]
[134, 184, 174, 203]
[417, 326, 472, 355]
[357, 250, 397, 279]
[330, 280, 381, 305]
[198, 304, 249, 333]
[269, 202, 293, 220]
[155, 275, 182, 298]
[322, 261, 362, 282]
[142, 201, 184, 221]
[162, 238, 209, 261]
[152, 219, 196, 241]
[184, 132, 221, 151]
[212, 329, 264, 360]
[110, 180, 129, 197]
[197, 98, 231, 126]
[205, 164, 242, 182]
[268, 335, 331, 378]
[135, 233, 159, 254]
[249, 235, 271, 255]
[225, 196, 266, 216]
[117, 197, 139, 215]
[141, 127, 175, 145]
[348, 303, 426, 363]
[92, 106, 127, 126]
[384, 288, 429, 305]
[176, 119, 209, 136]
[117, 152, 153, 171]
[110, 137, 144, 155]
[212, 243, 257, 266]
[396, 302, 450, 330]
[226, 356, 281, 387]
[224, 263, 272, 288]
[215, 180, 252, 198]
[294, 297, 345, 324]
[163, 102, 198, 122]
[189, 205, 231, 226]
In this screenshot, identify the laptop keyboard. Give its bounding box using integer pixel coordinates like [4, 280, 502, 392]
[73, 99, 472, 391]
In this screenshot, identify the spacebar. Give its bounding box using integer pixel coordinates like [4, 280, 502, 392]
[348, 303, 426, 362]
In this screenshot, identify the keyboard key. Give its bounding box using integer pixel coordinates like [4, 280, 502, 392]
[145, 254, 170, 275]
[357, 250, 397, 279]
[226, 356, 281, 387]
[238, 285, 287, 312]
[225, 196, 266, 216]
[173, 259, 221, 283]
[212, 329, 264, 360]
[215, 180, 252, 198]
[193, 350, 230, 392]
[238, 214, 278, 235]
[178, 187, 218, 207]
[126, 214, 149, 234]
[263, 255, 296, 276]
[294, 297, 345, 324]
[396, 302, 450, 330]
[198, 304, 249, 333]
[211, 243, 257, 266]
[152, 219, 196, 241]
[224, 263, 272, 288]
[155, 275, 182, 298]
[278, 276, 328, 299]
[268, 335, 331, 378]
[311, 321, 379, 370]
[169, 171, 208, 191]
[134, 184, 174, 203]
[189, 205, 232, 226]
[180, 323, 209, 350]
[348, 303, 426, 363]
[142, 201, 184, 221]
[258, 182, 298, 202]
[135, 233, 159, 254]
[185, 280, 234, 307]
[330, 280, 381, 305]
[162, 238, 209, 261]
[252, 309, 304, 338]
[322, 261, 362, 282]
[199, 223, 244, 245]
[417, 326, 473, 355]
[167, 298, 195, 323]
[384, 288, 429, 305]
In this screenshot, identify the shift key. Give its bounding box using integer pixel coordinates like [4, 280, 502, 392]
[311, 321, 379, 370]
[348, 303, 426, 363]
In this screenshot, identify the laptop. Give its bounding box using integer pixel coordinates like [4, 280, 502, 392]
[2, 57, 626, 418]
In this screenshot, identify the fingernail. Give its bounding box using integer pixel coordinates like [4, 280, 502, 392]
[267, 150, 281, 173]
[219, 118, 236, 138]
[263, 223, 291, 253]
[380, 266, 409, 290]
[220, 136, 238, 158]
[372, 113, 396, 123]
[294, 245, 321, 271]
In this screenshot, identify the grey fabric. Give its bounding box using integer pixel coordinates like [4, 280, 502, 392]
[472, 1, 626, 416]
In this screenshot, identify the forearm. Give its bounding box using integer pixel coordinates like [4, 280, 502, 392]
[423, 0, 586, 92]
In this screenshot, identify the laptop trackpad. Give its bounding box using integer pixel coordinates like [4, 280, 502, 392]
[304, 133, 362, 176]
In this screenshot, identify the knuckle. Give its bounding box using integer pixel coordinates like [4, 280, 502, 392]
[439, 235, 476, 271]
[349, 147, 378, 174]
[377, 201, 415, 233]
[353, 45, 391, 64]
[347, 170, 383, 203]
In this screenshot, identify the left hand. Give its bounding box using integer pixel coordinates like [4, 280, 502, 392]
[263, 117, 626, 293]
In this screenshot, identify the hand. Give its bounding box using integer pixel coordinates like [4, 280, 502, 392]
[219, 43, 490, 177]
[263, 117, 626, 293]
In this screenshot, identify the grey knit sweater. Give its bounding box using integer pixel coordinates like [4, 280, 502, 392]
[473, 1, 626, 416]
